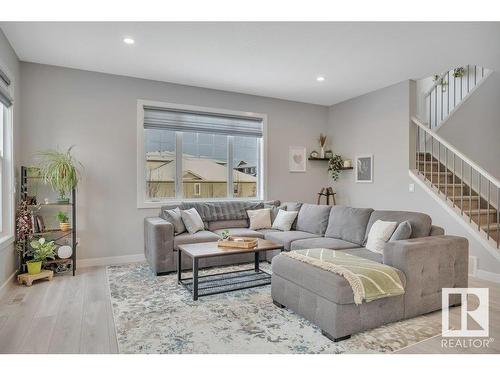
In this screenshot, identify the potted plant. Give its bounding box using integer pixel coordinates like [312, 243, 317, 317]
[453, 67, 465, 78]
[38, 146, 82, 204]
[220, 229, 231, 240]
[56, 211, 70, 231]
[328, 154, 344, 181]
[27, 237, 56, 275]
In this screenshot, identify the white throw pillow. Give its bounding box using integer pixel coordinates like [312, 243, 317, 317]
[247, 208, 272, 230]
[272, 209, 299, 231]
[366, 220, 398, 254]
[181, 208, 205, 234]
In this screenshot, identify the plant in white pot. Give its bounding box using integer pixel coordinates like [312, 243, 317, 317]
[38, 146, 82, 204]
[28, 238, 56, 275]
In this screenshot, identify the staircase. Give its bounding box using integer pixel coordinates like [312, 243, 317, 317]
[424, 65, 490, 130]
[411, 117, 500, 250]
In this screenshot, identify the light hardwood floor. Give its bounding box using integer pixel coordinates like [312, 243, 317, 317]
[0, 266, 498, 354]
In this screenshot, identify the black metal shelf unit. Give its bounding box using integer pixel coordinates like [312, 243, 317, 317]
[20, 166, 77, 276]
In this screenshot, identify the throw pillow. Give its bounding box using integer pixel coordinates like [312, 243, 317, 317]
[366, 220, 398, 254]
[272, 209, 299, 231]
[181, 208, 205, 234]
[247, 208, 272, 230]
[282, 202, 302, 229]
[162, 207, 186, 235]
[264, 203, 287, 223]
[389, 221, 412, 241]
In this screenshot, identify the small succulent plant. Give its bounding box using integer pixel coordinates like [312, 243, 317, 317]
[220, 229, 230, 240]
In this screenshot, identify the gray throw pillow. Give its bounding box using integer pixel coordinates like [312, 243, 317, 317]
[389, 221, 412, 241]
[162, 207, 186, 235]
[181, 208, 205, 234]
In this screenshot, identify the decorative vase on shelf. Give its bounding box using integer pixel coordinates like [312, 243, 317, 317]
[343, 160, 353, 168]
[320, 147, 325, 159]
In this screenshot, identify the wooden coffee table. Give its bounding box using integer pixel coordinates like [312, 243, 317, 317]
[177, 239, 283, 300]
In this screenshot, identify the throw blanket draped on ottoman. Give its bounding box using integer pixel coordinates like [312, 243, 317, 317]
[283, 249, 405, 305]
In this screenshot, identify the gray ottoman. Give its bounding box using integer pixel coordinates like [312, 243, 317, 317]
[271, 253, 406, 341]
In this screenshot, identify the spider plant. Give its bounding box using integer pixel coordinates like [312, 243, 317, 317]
[38, 146, 82, 203]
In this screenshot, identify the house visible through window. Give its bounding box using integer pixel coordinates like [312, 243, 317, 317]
[141, 103, 265, 202]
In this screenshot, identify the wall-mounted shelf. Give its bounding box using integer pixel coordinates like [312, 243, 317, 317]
[308, 157, 353, 170]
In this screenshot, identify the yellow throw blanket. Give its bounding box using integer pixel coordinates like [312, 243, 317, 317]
[283, 249, 405, 305]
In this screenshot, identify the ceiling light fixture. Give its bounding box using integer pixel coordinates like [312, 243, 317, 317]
[316, 76, 325, 82]
[123, 37, 135, 45]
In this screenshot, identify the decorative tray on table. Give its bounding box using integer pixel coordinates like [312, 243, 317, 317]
[217, 237, 258, 249]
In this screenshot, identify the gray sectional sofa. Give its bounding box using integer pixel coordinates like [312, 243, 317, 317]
[144, 200, 468, 341]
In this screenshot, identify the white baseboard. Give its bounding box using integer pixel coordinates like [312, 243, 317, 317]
[476, 269, 500, 284]
[0, 271, 17, 299]
[78, 253, 145, 268]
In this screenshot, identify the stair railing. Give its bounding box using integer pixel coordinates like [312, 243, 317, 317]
[424, 65, 489, 129]
[412, 116, 500, 248]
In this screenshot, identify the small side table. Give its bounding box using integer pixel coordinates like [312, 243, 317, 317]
[17, 270, 54, 287]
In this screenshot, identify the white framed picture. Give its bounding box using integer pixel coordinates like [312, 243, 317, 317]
[289, 146, 306, 172]
[356, 155, 373, 183]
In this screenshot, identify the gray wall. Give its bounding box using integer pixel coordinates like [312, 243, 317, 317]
[19, 62, 329, 261]
[0, 29, 20, 289]
[327, 81, 500, 274]
[437, 71, 500, 180]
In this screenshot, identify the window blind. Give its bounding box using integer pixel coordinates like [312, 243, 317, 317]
[0, 86, 12, 107]
[144, 106, 263, 137]
[0, 68, 11, 87]
[0, 67, 12, 107]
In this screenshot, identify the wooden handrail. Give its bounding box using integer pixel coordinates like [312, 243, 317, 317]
[412, 116, 500, 189]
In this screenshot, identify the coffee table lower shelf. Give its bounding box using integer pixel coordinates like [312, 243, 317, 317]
[179, 267, 271, 299]
[176, 239, 283, 301]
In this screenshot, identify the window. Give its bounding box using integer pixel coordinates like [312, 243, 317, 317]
[138, 101, 266, 206]
[144, 128, 176, 199]
[0, 101, 14, 243]
[193, 183, 201, 196]
[0, 103, 4, 231]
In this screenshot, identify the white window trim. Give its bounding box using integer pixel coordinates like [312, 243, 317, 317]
[0, 99, 15, 251]
[137, 99, 268, 209]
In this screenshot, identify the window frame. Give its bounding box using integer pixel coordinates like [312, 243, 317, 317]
[137, 100, 268, 208]
[0, 100, 14, 249]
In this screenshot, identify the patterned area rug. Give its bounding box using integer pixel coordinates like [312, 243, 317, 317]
[107, 262, 441, 354]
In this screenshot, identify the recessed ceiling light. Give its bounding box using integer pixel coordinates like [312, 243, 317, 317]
[123, 37, 135, 45]
[316, 76, 325, 82]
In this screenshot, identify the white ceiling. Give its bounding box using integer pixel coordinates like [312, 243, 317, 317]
[2, 22, 500, 106]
